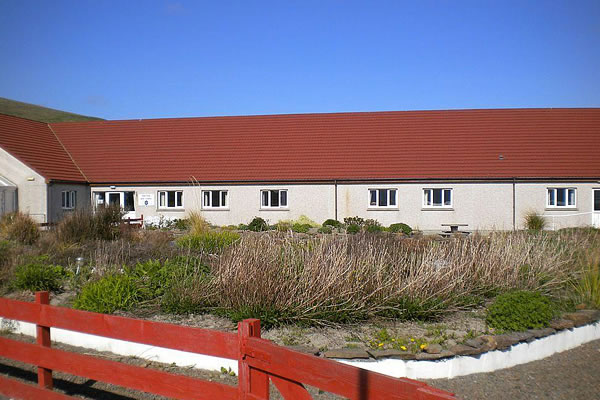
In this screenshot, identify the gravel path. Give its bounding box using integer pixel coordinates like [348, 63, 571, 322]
[425, 339, 600, 400]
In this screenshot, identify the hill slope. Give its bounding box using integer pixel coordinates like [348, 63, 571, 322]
[0, 97, 103, 123]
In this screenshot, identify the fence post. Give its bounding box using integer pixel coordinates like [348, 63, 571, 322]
[238, 319, 269, 399]
[35, 291, 53, 389]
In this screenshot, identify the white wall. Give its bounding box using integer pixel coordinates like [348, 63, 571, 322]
[89, 181, 599, 231]
[515, 182, 599, 230]
[0, 146, 47, 222]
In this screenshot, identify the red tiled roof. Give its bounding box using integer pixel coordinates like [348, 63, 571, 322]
[0, 114, 86, 182]
[48, 108, 600, 183]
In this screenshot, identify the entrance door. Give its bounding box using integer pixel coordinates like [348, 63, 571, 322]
[105, 192, 136, 219]
[594, 189, 600, 228]
[107, 192, 122, 207]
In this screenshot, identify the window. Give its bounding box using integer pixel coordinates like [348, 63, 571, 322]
[423, 188, 452, 208]
[61, 190, 76, 210]
[368, 189, 397, 208]
[123, 192, 135, 212]
[261, 189, 288, 208]
[159, 190, 183, 209]
[202, 190, 228, 209]
[547, 188, 576, 208]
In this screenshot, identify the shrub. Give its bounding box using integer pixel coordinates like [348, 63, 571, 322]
[323, 219, 342, 228]
[0, 212, 40, 245]
[188, 211, 210, 235]
[524, 211, 546, 231]
[73, 274, 141, 314]
[176, 230, 241, 253]
[161, 257, 213, 314]
[346, 224, 361, 234]
[364, 219, 383, 233]
[292, 223, 311, 233]
[388, 223, 412, 235]
[173, 218, 189, 230]
[93, 205, 125, 240]
[486, 290, 555, 332]
[343, 216, 365, 227]
[56, 206, 123, 243]
[0, 240, 11, 269]
[248, 217, 269, 232]
[318, 225, 333, 234]
[13, 260, 66, 292]
[572, 256, 600, 309]
[275, 221, 292, 232]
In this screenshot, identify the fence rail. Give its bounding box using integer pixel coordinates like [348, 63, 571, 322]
[0, 292, 456, 400]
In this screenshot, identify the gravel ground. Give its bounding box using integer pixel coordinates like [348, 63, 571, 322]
[426, 338, 600, 400]
[1, 333, 598, 399]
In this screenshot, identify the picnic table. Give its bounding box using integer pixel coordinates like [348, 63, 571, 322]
[441, 223, 470, 235]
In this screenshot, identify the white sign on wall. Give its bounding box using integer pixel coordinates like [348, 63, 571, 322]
[139, 193, 155, 206]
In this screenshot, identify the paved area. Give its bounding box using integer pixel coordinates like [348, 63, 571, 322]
[426, 339, 600, 400]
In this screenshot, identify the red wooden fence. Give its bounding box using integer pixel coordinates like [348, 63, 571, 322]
[0, 292, 456, 400]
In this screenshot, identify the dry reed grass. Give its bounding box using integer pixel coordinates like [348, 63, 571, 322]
[210, 230, 598, 325]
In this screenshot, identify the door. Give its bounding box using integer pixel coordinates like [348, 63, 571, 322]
[105, 192, 136, 219]
[594, 189, 600, 228]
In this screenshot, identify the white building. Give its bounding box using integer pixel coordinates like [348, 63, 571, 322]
[1, 109, 599, 231]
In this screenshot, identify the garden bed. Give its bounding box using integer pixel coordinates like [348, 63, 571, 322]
[1, 210, 599, 377]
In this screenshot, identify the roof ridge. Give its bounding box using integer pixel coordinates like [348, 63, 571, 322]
[47, 123, 89, 182]
[47, 107, 600, 124]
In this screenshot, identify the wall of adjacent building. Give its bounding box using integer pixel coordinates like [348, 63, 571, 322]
[47, 183, 91, 223]
[0, 146, 47, 222]
[90, 181, 600, 231]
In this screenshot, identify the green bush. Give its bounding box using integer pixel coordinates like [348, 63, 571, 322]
[0, 212, 40, 245]
[160, 257, 213, 314]
[388, 223, 412, 235]
[323, 219, 342, 228]
[364, 219, 383, 233]
[248, 217, 269, 232]
[292, 223, 311, 233]
[73, 274, 141, 314]
[13, 260, 66, 292]
[176, 230, 241, 253]
[318, 225, 333, 234]
[486, 290, 556, 332]
[346, 224, 361, 234]
[524, 212, 546, 231]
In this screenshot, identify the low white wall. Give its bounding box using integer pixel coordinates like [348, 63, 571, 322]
[339, 322, 600, 379]
[1, 318, 598, 379]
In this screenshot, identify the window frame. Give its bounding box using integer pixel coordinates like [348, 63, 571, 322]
[546, 187, 576, 208]
[422, 188, 453, 209]
[260, 189, 288, 209]
[367, 188, 398, 209]
[201, 190, 229, 210]
[61, 190, 76, 210]
[158, 190, 184, 210]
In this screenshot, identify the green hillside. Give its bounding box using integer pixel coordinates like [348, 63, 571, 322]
[0, 97, 103, 123]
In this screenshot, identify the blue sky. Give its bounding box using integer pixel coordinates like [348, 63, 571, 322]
[1, 1, 599, 120]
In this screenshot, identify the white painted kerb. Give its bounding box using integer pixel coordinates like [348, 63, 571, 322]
[0, 318, 238, 374]
[338, 322, 600, 379]
[1, 318, 598, 379]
